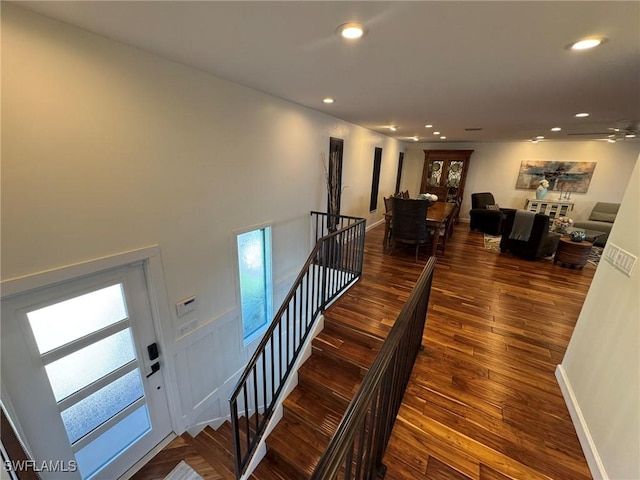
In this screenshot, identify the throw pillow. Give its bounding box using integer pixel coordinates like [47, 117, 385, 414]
[486, 204, 500, 210]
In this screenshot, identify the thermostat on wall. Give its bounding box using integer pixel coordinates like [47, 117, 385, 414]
[176, 296, 196, 317]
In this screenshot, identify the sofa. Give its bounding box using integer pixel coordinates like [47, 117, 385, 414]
[500, 209, 561, 260]
[469, 192, 505, 235]
[572, 202, 620, 246]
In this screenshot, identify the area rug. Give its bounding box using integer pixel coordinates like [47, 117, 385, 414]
[484, 233, 603, 267]
[164, 461, 203, 480]
[588, 246, 603, 266]
[483, 234, 502, 253]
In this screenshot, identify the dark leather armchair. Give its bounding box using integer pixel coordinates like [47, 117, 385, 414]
[469, 192, 504, 235]
[500, 209, 561, 260]
[390, 197, 431, 261]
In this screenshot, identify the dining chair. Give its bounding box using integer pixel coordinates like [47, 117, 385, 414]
[390, 197, 431, 261]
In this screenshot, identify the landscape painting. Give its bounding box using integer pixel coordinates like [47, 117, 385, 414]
[515, 160, 597, 193]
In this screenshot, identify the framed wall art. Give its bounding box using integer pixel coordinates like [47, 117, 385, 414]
[515, 160, 597, 193]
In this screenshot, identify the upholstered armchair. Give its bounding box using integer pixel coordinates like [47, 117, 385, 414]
[500, 209, 561, 260]
[469, 192, 504, 235]
[390, 197, 431, 261]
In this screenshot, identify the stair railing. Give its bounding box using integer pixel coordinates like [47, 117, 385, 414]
[311, 256, 437, 480]
[229, 212, 366, 479]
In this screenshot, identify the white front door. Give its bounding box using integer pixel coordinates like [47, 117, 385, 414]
[1, 263, 172, 479]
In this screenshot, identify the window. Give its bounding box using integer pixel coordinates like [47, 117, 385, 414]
[369, 147, 382, 212]
[237, 226, 273, 343]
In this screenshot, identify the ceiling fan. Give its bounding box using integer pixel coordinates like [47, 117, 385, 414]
[606, 120, 640, 141]
[566, 120, 640, 141]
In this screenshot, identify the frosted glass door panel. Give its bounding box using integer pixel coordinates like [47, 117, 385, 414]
[45, 329, 136, 401]
[27, 284, 128, 354]
[75, 405, 151, 479]
[61, 369, 144, 444]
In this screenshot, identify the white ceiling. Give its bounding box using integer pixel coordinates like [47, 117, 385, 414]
[14, 1, 640, 143]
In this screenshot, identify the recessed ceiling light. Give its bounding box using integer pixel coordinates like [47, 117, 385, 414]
[531, 139, 539, 144]
[433, 131, 440, 135]
[575, 112, 590, 118]
[389, 125, 398, 131]
[551, 127, 562, 132]
[570, 37, 607, 50]
[412, 136, 419, 141]
[337, 22, 367, 40]
[424, 124, 433, 128]
[536, 136, 545, 139]
[607, 138, 616, 143]
[440, 136, 446, 140]
[626, 134, 637, 138]
[323, 97, 335, 104]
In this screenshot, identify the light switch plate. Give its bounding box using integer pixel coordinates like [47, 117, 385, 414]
[604, 243, 620, 265]
[613, 247, 637, 277]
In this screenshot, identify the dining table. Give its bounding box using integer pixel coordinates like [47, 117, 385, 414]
[384, 201, 455, 256]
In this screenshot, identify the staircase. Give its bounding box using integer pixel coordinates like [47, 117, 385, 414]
[191, 313, 384, 480]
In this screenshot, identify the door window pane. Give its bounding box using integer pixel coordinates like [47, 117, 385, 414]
[61, 369, 144, 444]
[45, 329, 136, 402]
[27, 284, 128, 353]
[237, 228, 272, 341]
[75, 405, 150, 479]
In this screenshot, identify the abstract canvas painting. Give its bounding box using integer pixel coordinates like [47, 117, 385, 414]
[515, 160, 597, 193]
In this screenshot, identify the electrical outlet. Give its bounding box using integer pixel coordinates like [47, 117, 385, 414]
[613, 248, 637, 277]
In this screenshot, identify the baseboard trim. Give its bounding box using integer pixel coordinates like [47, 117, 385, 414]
[555, 365, 608, 480]
[366, 218, 385, 231]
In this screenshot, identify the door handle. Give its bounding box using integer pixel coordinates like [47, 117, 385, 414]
[146, 362, 160, 378]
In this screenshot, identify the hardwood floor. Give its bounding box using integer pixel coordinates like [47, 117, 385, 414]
[133, 222, 594, 479]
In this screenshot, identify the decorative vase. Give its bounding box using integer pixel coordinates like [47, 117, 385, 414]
[569, 230, 586, 242]
[535, 187, 547, 200]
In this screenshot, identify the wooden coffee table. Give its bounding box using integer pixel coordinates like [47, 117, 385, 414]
[554, 237, 593, 269]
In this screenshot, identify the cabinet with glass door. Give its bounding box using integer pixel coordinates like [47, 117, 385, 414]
[420, 149, 473, 222]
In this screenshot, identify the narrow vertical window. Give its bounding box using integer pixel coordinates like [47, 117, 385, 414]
[395, 152, 404, 194]
[369, 147, 383, 212]
[237, 226, 273, 343]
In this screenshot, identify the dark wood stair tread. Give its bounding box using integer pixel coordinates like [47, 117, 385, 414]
[249, 455, 293, 480]
[191, 426, 236, 479]
[313, 328, 379, 370]
[322, 317, 385, 347]
[282, 383, 347, 441]
[297, 351, 364, 403]
[265, 419, 324, 479]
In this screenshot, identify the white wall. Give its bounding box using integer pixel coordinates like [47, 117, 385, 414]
[1, 5, 402, 432]
[402, 141, 640, 221]
[560, 156, 640, 480]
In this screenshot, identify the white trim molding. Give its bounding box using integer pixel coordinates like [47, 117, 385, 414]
[1, 246, 162, 298]
[555, 365, 608, 480]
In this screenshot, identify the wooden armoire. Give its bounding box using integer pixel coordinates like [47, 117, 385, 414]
[420, 149, 473, 221]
